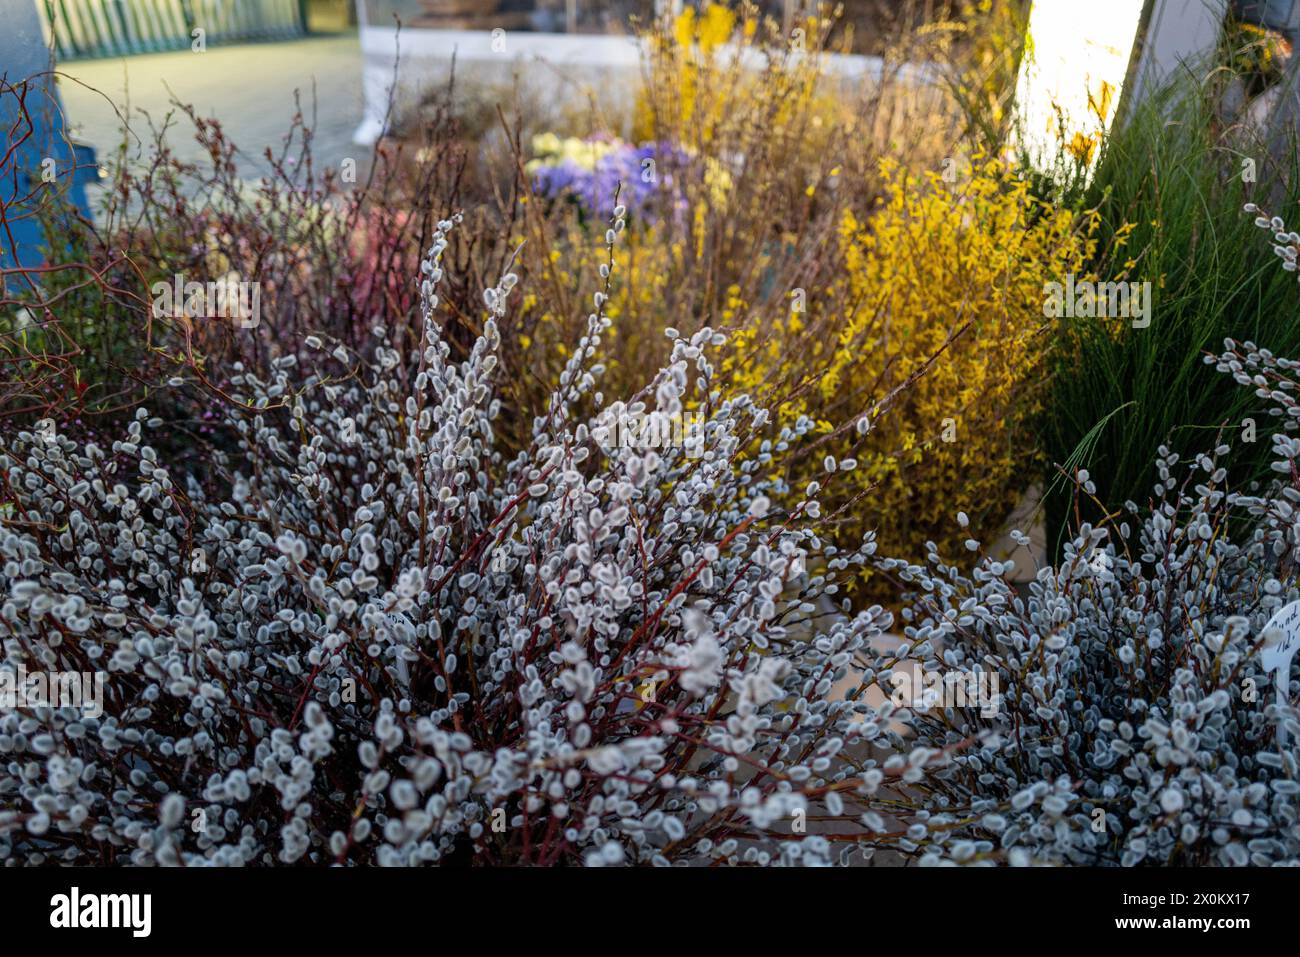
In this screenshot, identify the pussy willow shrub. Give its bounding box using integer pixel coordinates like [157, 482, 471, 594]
[0, 214, 954, 866]
[864, 339, 1300, 866]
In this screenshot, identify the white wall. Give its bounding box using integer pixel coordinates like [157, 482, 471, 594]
[352, 26, 941, 145]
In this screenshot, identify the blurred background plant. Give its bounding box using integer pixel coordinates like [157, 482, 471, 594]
[1222, 15, 1294, 98]
[508, 3, 985, 481]
[527, 132, 680, 222]
[0, 77, 519, 458]
[922, 0, 1032, 156]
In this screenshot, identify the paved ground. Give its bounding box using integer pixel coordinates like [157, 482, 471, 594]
[56, 33, 366, 184]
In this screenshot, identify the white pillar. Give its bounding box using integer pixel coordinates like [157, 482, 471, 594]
[1013, 0, 1150, 174]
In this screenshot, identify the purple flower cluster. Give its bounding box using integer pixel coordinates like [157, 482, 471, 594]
[531, 137, 688, 222]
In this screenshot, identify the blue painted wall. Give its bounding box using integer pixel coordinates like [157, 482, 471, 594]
[0, 0, 94, 275]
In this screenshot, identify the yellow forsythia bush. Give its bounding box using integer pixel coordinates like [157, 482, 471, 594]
[730, 157, 1097, 586]
[508, 6, 1078, 590]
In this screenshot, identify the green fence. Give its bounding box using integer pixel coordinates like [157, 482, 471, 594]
[38, 0, 305, 59]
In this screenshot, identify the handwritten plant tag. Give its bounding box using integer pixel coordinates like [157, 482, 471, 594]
[370, 606, 415, 686]
[1259, 600, 1300, 746]
[379, 610, 414, 639]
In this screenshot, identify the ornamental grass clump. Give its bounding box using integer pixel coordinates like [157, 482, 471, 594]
[865, 338, 1300, 866]
[1040, 70, 1300, 557]
[0, 213, 953, 867]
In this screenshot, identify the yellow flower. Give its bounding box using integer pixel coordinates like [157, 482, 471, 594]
[697, 2, 735, 52]
[1065, 131, 1099, 165]
[672, 6, 695, 49]
[532, 132, 561, 156]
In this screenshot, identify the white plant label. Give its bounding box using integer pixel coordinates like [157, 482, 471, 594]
[1259, 600, 1300, 745]
[381, 610, 413, 636]
[372, 607, 414, 686]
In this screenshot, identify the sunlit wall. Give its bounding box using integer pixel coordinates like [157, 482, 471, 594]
[1013, 0, 1148, 176]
